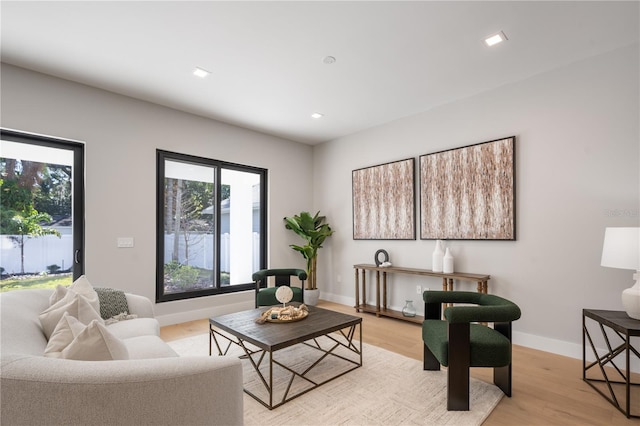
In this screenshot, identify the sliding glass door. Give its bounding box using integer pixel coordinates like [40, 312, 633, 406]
[0, 129, 84, 291]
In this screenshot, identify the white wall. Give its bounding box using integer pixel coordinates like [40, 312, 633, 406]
[313, 44, 639, 361]
[0, 63, 314, 323]
[1, 43, 638, 364]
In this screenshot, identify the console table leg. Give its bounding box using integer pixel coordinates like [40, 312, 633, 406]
[382, 272, 387, 311]
[362, 270, 366, 310]
[375, 271, 381, 316]
[354, 268, 360, 311]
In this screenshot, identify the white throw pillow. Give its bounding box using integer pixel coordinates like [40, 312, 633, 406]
[47, 275, 100, 311]
[49, 284, 68, 306]
[44, 312, 86, 358]
[65, 275, 100, 311]
[60, 320, 129, 361]
[39, 294, 103, 339]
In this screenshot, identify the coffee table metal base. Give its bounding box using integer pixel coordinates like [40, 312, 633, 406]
[210, 322, 362, 410]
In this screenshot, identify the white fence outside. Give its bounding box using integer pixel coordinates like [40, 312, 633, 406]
[164, 232, 260, 272]
[0, 231, 260, 275]
[1, 232, 73, 275]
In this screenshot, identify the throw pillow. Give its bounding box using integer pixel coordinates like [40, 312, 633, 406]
[60, 320, 129, 361]
[49, 284, 68, 306]
[39, 294, 104, 339]
[94, 287, 130, 320]
[44, 312, 86, 358]
[47, 275, 100, 312]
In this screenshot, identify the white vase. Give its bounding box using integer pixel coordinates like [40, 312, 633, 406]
[432, 240, 444, 272]
[304, 288, 320, 306]
[443, 248, 454, 274]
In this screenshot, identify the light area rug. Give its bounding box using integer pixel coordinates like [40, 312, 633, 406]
[168, 333, 503, 425]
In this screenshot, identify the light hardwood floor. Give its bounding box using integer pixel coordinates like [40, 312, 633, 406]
[160, 300, 639, 425]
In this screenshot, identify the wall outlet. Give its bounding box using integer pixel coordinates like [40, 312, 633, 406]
[117, 237, 134, 248]
[416, 285, 422, 295]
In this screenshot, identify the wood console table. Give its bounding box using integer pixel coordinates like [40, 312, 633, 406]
[353, 264, 491, 324]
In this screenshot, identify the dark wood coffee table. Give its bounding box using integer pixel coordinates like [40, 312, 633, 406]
[209, 304, 362, 409]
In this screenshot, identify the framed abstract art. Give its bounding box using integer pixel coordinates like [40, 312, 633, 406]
[419, 136, 516, 240]
[352, 158, 415, 240]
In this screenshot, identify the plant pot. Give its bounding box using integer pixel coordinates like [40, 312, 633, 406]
[304, 288, 320, 306]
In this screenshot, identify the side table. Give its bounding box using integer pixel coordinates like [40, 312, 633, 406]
[582, 309, 640, 418]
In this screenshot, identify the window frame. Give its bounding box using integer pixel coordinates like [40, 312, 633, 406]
[0, 128, 85, 280]
[155, 149, 267, 303]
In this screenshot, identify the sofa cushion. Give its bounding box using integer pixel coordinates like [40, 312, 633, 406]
[44, 312, 86, 357]
[107, 317, 160, 339]
[1, 289, 52, 356]
[49, 275, 100, 312]
[39, 294, 104, 339]
[60, 320, 129, 361]
[123, 335, 179, 359]
[422, 320, 512, 367]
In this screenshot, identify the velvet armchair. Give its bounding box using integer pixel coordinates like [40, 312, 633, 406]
[253, 268, 307, 308]
[422, 290, 521, 411]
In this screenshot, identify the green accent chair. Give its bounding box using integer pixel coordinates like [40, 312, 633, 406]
[253, 268, 307, 308]
[422, 291, 521, 411]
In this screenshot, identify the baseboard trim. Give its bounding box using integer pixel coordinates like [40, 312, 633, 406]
[155, 299, 254, 327]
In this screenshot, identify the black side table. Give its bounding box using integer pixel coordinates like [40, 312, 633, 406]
[583, 309, 640, 419]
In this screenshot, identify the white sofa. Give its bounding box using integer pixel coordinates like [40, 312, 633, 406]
[0, 288, 244, 425]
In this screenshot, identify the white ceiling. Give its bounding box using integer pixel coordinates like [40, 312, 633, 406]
[1, 1, 638, 145]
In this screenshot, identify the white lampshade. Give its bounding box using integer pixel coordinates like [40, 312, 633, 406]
[601, 227, 640, 320]
[601, 227, 640, 270]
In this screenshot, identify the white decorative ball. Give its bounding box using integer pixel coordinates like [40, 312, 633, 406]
[275, 286, 294, 304]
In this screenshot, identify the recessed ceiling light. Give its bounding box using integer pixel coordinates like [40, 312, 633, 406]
[193, 67, 211, 78]
[484, 31, 508, 47]
[311, 112, 324, 119]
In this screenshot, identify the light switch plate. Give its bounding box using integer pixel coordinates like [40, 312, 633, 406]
[117, 237, 134, 248]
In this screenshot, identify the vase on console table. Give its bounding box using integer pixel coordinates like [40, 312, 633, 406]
[432, 240, 444, 272]
[402, 300, 416, 317]
[443, 248, 454, 274]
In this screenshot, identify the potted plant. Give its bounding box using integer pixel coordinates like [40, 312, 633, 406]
[284, 211, 334, 305]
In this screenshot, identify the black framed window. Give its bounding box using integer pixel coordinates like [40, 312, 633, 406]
[156, 150, 266, 302]
[1, 129, 85, 287]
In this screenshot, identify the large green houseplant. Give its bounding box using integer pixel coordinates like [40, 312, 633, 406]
[284, 211, 334, 293]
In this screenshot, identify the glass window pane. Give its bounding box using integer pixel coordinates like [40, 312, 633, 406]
[163, 159, 215, 294]
[221, 169, 261, 286]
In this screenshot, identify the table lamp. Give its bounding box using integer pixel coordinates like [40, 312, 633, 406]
[601, 227, 640, 320]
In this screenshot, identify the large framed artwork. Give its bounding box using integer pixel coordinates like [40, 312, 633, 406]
[420, 136, 516, 240]
[352, 158, 415, 240]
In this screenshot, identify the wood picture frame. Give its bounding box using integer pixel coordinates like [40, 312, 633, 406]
[419, 136, 516, 240]
[352, 158, 415, 240]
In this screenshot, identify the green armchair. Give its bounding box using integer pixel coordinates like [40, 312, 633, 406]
[422, 291, 521, 411]
[253, 268, 307, 308]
